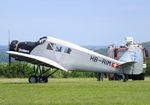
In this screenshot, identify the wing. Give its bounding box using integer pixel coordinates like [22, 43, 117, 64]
[6, 51, 68, 71]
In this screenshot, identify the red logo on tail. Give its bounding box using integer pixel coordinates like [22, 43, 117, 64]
[112, 63, 118, 68]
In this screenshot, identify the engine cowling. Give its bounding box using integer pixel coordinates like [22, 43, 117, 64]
[9, 40, 19, 51]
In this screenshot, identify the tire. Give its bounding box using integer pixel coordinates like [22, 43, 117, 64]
[39, 75, 48, 83]
[28, 75, 38, 83]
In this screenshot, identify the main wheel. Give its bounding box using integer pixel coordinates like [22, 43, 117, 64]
[39, 75, 48, 83]
[28, 75, 38, 83]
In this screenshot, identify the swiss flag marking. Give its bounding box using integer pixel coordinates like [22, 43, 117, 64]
[112, 63, 118, 68]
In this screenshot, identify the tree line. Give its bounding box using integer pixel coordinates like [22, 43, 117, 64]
[0, 62, 96, 78]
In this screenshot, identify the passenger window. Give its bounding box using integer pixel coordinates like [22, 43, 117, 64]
[47, 42, 71, 54]
[64, 48, 71, 54]
[55, 46, 62, 52]
[47, 43, 54, 50]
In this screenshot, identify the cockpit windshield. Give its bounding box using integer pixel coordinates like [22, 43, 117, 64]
[38, 36, 47, 44]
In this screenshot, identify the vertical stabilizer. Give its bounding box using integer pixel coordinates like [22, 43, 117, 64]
[119, 45, 144, 74]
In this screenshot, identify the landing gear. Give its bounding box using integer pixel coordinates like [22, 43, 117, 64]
[28, 65, 58, 83]
[28, 75, 38, 83]
[28, 75, 48, 83]
[39, 75, 48, 83]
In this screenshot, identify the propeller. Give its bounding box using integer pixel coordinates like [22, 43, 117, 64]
[8, 30, 11, 66]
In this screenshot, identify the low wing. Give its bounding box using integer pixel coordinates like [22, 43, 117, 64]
[6, 51, 68, 71]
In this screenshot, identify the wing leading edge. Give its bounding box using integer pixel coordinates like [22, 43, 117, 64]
[6, 51, 68, 71]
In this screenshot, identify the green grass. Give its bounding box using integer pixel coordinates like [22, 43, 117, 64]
[0, 78, 150, 105]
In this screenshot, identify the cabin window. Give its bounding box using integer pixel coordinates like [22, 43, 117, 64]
[64, 48, 71, 54]
[55, 46, 62, 52]
[47, 42, 71, 54]
[47, 43, 54, 50]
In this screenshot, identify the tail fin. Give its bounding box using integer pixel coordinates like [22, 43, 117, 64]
[118, 46, 144, 75]
[119, 47, 139, 63]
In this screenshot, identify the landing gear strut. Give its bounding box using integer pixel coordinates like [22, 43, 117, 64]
[28, 65, 58, 83]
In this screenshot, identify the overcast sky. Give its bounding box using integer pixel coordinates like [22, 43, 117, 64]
[0, 0, 150, 45]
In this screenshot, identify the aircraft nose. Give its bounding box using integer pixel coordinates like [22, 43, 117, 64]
[9, 40, 19, 51]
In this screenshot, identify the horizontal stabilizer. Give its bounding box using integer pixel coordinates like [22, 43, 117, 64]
[118, 61, 136, 67]
[6, 51, 68, 71]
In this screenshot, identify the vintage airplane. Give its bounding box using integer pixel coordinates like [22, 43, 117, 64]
[6, 36, 148, 83]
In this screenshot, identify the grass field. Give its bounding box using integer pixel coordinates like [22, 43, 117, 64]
[0, 78, 150, 105]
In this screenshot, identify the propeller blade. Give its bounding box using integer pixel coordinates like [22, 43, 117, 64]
[8, 29, 11, 69]
[9, 55, 11, 64]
